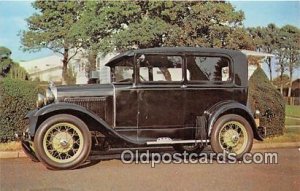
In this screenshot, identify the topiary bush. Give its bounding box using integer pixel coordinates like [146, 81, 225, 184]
[0, 78, 41, 139]
[248, 67, 285, 137]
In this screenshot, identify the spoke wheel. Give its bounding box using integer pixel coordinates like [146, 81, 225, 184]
[218, 121, 248, 155]
[43, 123, 84, 163]
[211, 114, 253, 159]
[34, 114, 91, 170]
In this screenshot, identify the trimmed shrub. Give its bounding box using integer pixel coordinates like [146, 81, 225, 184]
[248, 67, 285, 137]
[0, 78, 40, 138]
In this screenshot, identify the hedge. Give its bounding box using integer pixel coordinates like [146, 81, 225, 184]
[248, 67, 285, 137]
[0, 78, 41, 139]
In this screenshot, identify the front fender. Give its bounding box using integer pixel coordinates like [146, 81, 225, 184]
[25, 103, 95, 137]
[205, 100, 263, 141]
[25, 103, 145, 145]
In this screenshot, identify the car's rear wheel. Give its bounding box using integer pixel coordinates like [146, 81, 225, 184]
[34, 114, 91, 170]
[211, 114, 253, 159]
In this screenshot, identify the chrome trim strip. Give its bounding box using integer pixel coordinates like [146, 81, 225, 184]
[146, 139, 210, 145]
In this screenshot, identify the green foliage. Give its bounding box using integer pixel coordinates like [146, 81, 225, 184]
[248, 67, 285, 137]
[74, 1, 254, 55]
[7, 63, 28, 80]
[0, 46, 28, 80]
[0, 78, 41, 137]
[0, 46, 12, 60]
[248, 24, 300, 86]
[280, 25, 300, 97]
[21, 1, 83, 53]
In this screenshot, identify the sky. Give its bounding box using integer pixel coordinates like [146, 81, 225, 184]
[0, 1, 299, 78]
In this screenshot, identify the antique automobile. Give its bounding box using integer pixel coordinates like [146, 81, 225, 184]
[20, 47, 264, 170]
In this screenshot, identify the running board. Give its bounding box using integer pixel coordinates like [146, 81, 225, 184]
[147, 139, 210, 145]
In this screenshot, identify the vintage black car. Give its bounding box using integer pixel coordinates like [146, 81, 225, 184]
[21, 47, 264, 170]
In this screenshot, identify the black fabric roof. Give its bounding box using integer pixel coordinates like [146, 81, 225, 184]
[105, 47, 244, 66]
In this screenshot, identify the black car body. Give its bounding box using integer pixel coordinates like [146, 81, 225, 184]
[21, 47, 264, 169]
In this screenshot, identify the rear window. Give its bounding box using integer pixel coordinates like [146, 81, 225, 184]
[186, 56, 230, 82]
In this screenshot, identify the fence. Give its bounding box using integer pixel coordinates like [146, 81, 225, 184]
[284, 97, 300, 105]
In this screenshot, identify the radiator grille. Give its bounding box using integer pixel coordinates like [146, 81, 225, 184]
[64, 97, 106, 118]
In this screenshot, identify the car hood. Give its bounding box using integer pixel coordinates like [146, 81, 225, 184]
[54, 84, 114, 99]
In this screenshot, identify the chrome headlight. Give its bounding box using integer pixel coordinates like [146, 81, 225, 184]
[36, 93, 45, 108]
[45, 88, 55, 104]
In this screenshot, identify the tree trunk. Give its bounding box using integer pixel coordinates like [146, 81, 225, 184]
[267, 57, 273, 82]
[88, 51, 97, 72]
[288, 68, 293, 98]
[87, 50, 98, 84]
[279, 61, 285, 96]
[62, 48, 69, 85]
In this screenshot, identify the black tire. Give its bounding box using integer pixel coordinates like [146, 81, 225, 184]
[34, 114, 92, 170]
[173, 144, 205, 154]
[211, 114, 253, 159]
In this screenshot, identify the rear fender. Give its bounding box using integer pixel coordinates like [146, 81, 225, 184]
[205, 100, 263, 141]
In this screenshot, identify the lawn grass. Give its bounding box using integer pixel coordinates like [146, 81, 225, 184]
[0, 141, 22, 151]
[263, 126, 300, 143]
[285, 105, 300, 118]
[285, 117, 300, 126]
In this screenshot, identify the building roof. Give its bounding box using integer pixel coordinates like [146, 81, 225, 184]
[241, 50, 274, 57]
[19, 54, 63, 74]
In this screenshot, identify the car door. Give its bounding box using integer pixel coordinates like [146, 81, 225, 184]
[183, 54, 234, 131]
[111, 57, 138, 142]
[136, 54, 193, 141]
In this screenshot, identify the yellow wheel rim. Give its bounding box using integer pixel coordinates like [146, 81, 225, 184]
[218, 121, 248, 155]
[43, 122, 84, 163]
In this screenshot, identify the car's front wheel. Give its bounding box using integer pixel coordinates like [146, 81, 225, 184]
[34, 114, 91, 170]
[210, 114, 253, 160]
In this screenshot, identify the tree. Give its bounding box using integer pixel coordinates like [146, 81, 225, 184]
[69, 1, 141, 79]
[0, 46, 12, 60]
[77, 1, 254, 59]
[21, 1, 84, 84]
[0, 46, 28, 80]
[248, 24, 280, 81]
[273, 74, 290, 95]
[280, 25, 300, 99]
[113, 1, 254, 50]
[273, 29, 289, 95]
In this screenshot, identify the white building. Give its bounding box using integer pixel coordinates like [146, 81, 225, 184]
[19, 52, 90, 84]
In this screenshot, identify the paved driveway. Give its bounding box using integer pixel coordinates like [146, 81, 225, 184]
[0, 148, 299, 191]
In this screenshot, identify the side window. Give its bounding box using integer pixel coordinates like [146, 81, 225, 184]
[113, 57, 134, 83]
[139, 55, 183, 82]
[186, 56, 230, 82]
